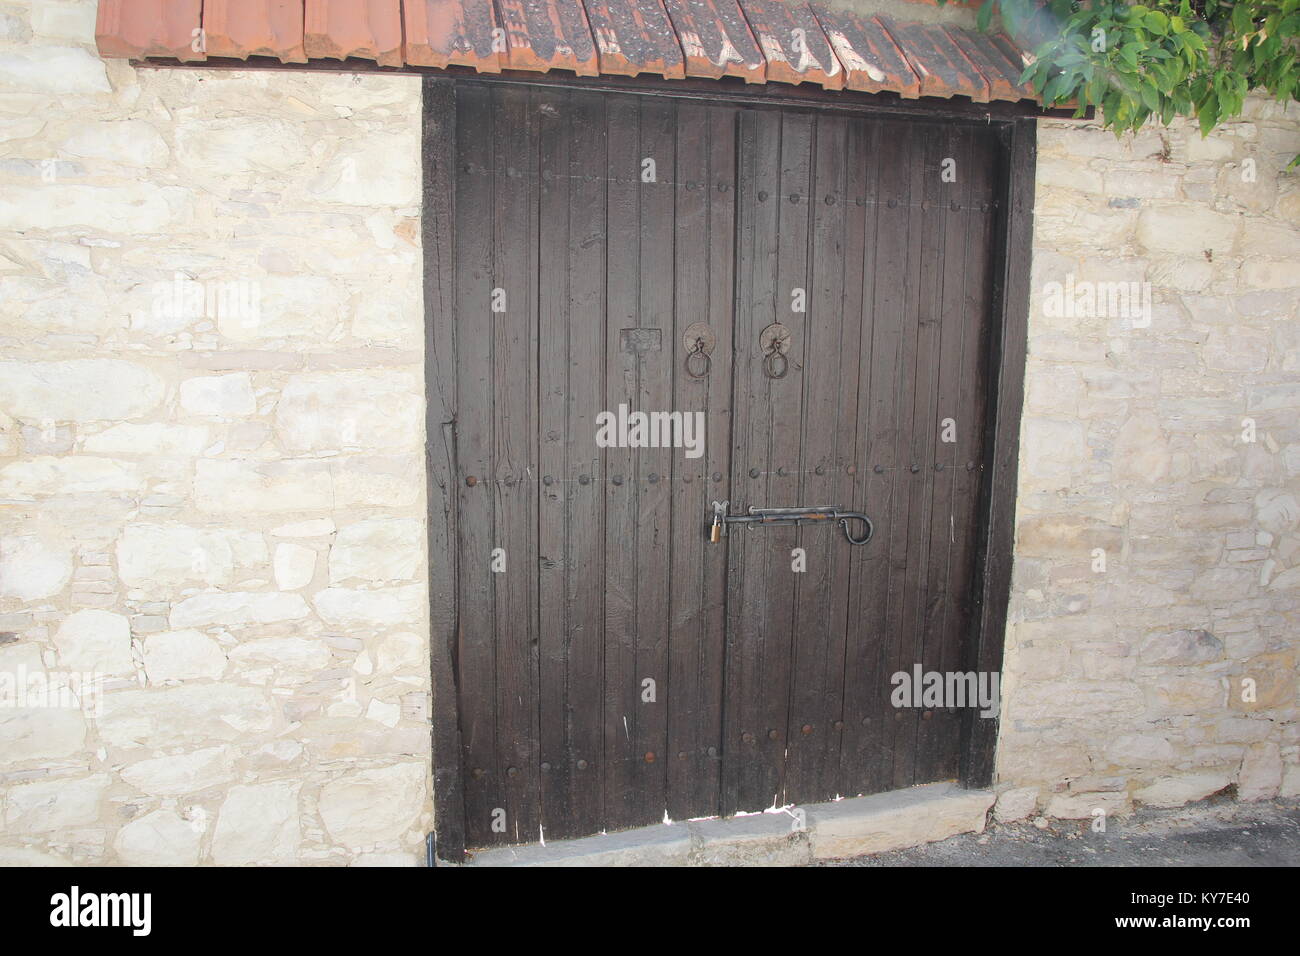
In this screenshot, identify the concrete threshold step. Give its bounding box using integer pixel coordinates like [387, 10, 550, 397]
[464, 782, 995, 866]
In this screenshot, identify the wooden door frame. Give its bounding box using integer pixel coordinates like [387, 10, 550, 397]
[422, 76, 1036, 863]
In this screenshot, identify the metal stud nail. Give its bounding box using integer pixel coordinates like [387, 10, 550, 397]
[922, 711, 932, 721]
[644, 752, 656, 763]
[648, 472, 659, 483]
[777, 466, 788, 477]
[846, 465, 857, 476]
[888, 198, 898, 208]
[749, 468, 760, 478]
[683, 474, 692, 483]
[894, 712, 904, 721]
[833, 720, 844, 731]
[815, 465, 825, 475]
[712, 472, 722, 483]
[541, 761, 551, 771]
[677, 751, 688, 760]
[874, 464, 884, 474]
[801, 724, 813, 735]
[471, 767, 485, 779]
[506, 766, 518, 777]
[910, 464, 920, 473]
[579, 474, 591, 484]
[788, 193, 800, 204]
[505, 475, 515, 486]
[825, 194, 835, 205]
[966, 461, 976, 471]
[707, 746, 718, 757]
[465, 475, 478, 487]
[758, 190, 768, 202]
[577, 759, 588, 770]
[543, 475, 553, 485]
[742, 732, 754, 744]
[934, 462, 943, 472]
[612, 475, 624, 486]
[768, 729, 779, 740]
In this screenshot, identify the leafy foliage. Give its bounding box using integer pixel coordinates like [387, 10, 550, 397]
[943, 1, 1299, 164]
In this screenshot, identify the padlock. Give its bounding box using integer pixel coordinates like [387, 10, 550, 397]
[710, 513, 722, 543]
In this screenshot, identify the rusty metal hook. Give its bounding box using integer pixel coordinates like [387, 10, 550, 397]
[685, 337, 711, 379]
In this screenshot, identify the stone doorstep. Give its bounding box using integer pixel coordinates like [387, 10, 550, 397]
[464, 782, 995, 867]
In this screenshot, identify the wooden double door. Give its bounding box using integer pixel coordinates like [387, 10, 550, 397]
[440, 81, 1001, 848]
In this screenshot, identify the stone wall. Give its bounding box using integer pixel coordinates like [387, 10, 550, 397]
[996, 105, 1300, 820]
[0, 0, 431, 865]
[1, 0, 1296, 864]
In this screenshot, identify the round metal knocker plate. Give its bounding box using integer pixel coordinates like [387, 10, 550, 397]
[759, 322, 791, 356]
[682, 322, 716, 356]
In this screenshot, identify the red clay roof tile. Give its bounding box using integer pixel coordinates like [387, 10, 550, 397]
[96, 0, 206, 62]
[736, 0, 843, 89]
[810, 5, 918, 98]
[495, 0, 600, 76]
[203, 0, 308, 63]
[304, 0, 403, 67]
[93, 0, 1040, 105]
[584, 0, 685, 79]
[404, 0, 504, 72]
[878, 14, 989, 102]
[661, 0, 764, 83]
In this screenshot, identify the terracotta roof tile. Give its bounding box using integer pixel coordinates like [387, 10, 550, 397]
[495, 0, 600, 76]
[946, 27, 1034, 102]
[304, 0, 403, 67]
[662, 0, 764, 83]
[878, 14, 988, 102]
[810, 5, 918, 98]
[404, 0, 504, 72]
[93, 0, 1042, 106]
[203, 0, 308, 63]
[584, 0, 685, 79]
[736, 0, 842, 89]
[96, 0, 206, 62]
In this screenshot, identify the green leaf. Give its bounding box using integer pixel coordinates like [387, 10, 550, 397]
[977, 0, 994, 34]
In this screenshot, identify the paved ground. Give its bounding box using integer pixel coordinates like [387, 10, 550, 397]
[825, 796, 1300, 866]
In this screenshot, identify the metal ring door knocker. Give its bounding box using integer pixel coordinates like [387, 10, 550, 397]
[683, 322, 715, 379]
[759, 322, 791, 379]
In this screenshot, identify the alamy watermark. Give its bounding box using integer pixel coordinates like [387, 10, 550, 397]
[890, 665, 1000, 719]
[1042, 273, 1152, 328]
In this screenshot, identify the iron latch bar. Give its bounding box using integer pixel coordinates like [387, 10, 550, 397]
[709, 502, 874, 546]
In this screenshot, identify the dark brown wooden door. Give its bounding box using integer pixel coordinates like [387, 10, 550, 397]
[446, 82, 1000, 848]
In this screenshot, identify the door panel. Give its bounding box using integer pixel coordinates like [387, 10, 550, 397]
[447, 82, 1001, 847]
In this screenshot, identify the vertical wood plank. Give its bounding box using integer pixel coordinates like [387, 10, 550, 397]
[536, 84, 572, 839]
[563, 89, 610, 838]
[783, 111, 852, 806]
[602, 93, 643, 832]
[629, 95, 677, 829]
[453, 82, 500, 847]
[960, 118, 1034, 789]
[423, 78, 467, 863]
[491, 85, 541, 843]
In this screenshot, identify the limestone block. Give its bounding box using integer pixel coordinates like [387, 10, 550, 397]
[195, 459, 334, 513]
[275, 370, 422, 452]
[0, 358, 165, 421]
[114, 809, 203, 866]
[273, 542, 316, 590]
[3, 773, 109, 832]
[318, 762, 426, 847]
[312, 585, 424, 628]
[179, 373, 257, 417]
[1134, 772, 1232, 807]
[98, 684, 274, 748]
[211, 781, 301, 865]
[1045, 790, 1130, 819]
[0, 533, 73, 601]
[169, 591, 310, 628]
[808, 783, 994, 859]
[328, 517, 421, 584]
[53, 608, 133, 675]
[1238, 742, 1283, 801]
[993, 786, 1038, 823]
[142, 629, 228, 682]
[120, 746, 236, 796]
